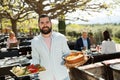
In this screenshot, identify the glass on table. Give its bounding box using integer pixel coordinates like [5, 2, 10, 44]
[0, 75, 15, 80]
[81, 46, 87, 51]
[30, 73, 40, 80]
[5, 75, 15, 80]
[90, 44, 96, 52]
[90, 44, 96, 48]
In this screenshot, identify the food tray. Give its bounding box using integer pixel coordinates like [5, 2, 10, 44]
[10, 66, 45, 77]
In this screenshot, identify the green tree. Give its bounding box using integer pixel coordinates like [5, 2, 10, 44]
[58, 15, 66, 35]
[0, 0, 32, 36]
[24, 0, 116, 35]
[24, 0, 92, 35]
[1, 0, 118, 35]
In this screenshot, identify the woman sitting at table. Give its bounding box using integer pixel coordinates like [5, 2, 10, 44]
[101, 30, 116, 54]
[7, 31, 18, 49]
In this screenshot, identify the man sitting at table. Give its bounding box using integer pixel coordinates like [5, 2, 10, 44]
[74, 31, 91, 51]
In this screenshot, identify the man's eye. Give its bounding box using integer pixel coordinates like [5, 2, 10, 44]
[40, 22, 44, 24]
[46, 21, 50, 24]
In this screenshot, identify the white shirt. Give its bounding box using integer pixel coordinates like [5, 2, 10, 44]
[82, 38, 88, 49]
[31, 31, 70, 80]
[101, 40, 116, 54]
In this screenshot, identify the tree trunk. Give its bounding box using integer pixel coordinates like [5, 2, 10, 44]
[58, 20, 66, 35]
[0, 19, 2, 33]
[10, 19, 17, 36]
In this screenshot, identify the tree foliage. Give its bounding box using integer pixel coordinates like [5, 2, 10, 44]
[24, 0, 93, 19]
[0, 0, 33, 35]
[24, 0, 111, 35]
[0, 0, 119, 35]
[0, 0, 32, 20]
[24, 0, 118, 20]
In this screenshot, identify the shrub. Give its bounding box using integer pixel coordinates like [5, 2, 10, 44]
[113, 37, 120, 43]
[114, 30, 120, 38]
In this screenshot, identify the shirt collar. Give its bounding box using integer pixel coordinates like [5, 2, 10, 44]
[82, 37, 87, 40]
[39, 31, 54, 39]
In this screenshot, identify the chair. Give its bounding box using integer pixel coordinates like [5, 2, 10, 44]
[19, 46, 31, 55]
[9, 43, 18, 49]
[67, 41, 75, 50]
[0, 50, 19, 59]
[19, 42, 31, 46]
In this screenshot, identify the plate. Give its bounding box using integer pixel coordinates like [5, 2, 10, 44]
[10, 65, 46, 77]
[10, 70, 43, 78]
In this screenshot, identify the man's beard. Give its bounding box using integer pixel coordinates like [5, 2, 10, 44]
[40, 26, 52, 34]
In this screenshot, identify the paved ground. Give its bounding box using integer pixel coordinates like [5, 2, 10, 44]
[116, 44, 120, 52]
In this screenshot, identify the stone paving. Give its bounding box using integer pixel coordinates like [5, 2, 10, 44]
[116, 44, 120, 52]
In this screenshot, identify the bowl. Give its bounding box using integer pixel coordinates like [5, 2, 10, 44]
[65, 51, 89, 68]
[65, 51, 85, 64]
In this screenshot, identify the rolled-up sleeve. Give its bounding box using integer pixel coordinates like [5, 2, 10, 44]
[31, 39, 41, 65]
[62, 36, 70, 57]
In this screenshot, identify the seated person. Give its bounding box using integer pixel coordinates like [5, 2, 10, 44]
[101, 30, 116, 54]
[74, 31, 91, 51]
[7, 31, 18, 49]
[88, 32, 96, 48]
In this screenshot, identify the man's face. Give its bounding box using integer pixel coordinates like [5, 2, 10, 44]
[39, 17, 52, 34]
[82, 32, 88, 39]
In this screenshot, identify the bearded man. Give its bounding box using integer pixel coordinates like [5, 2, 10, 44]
[31, 14, 70, 80]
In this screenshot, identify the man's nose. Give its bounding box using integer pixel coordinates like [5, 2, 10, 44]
[43, 23, 47, 26]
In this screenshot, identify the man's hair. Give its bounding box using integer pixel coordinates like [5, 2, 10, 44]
[38, 14, 51, 23]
